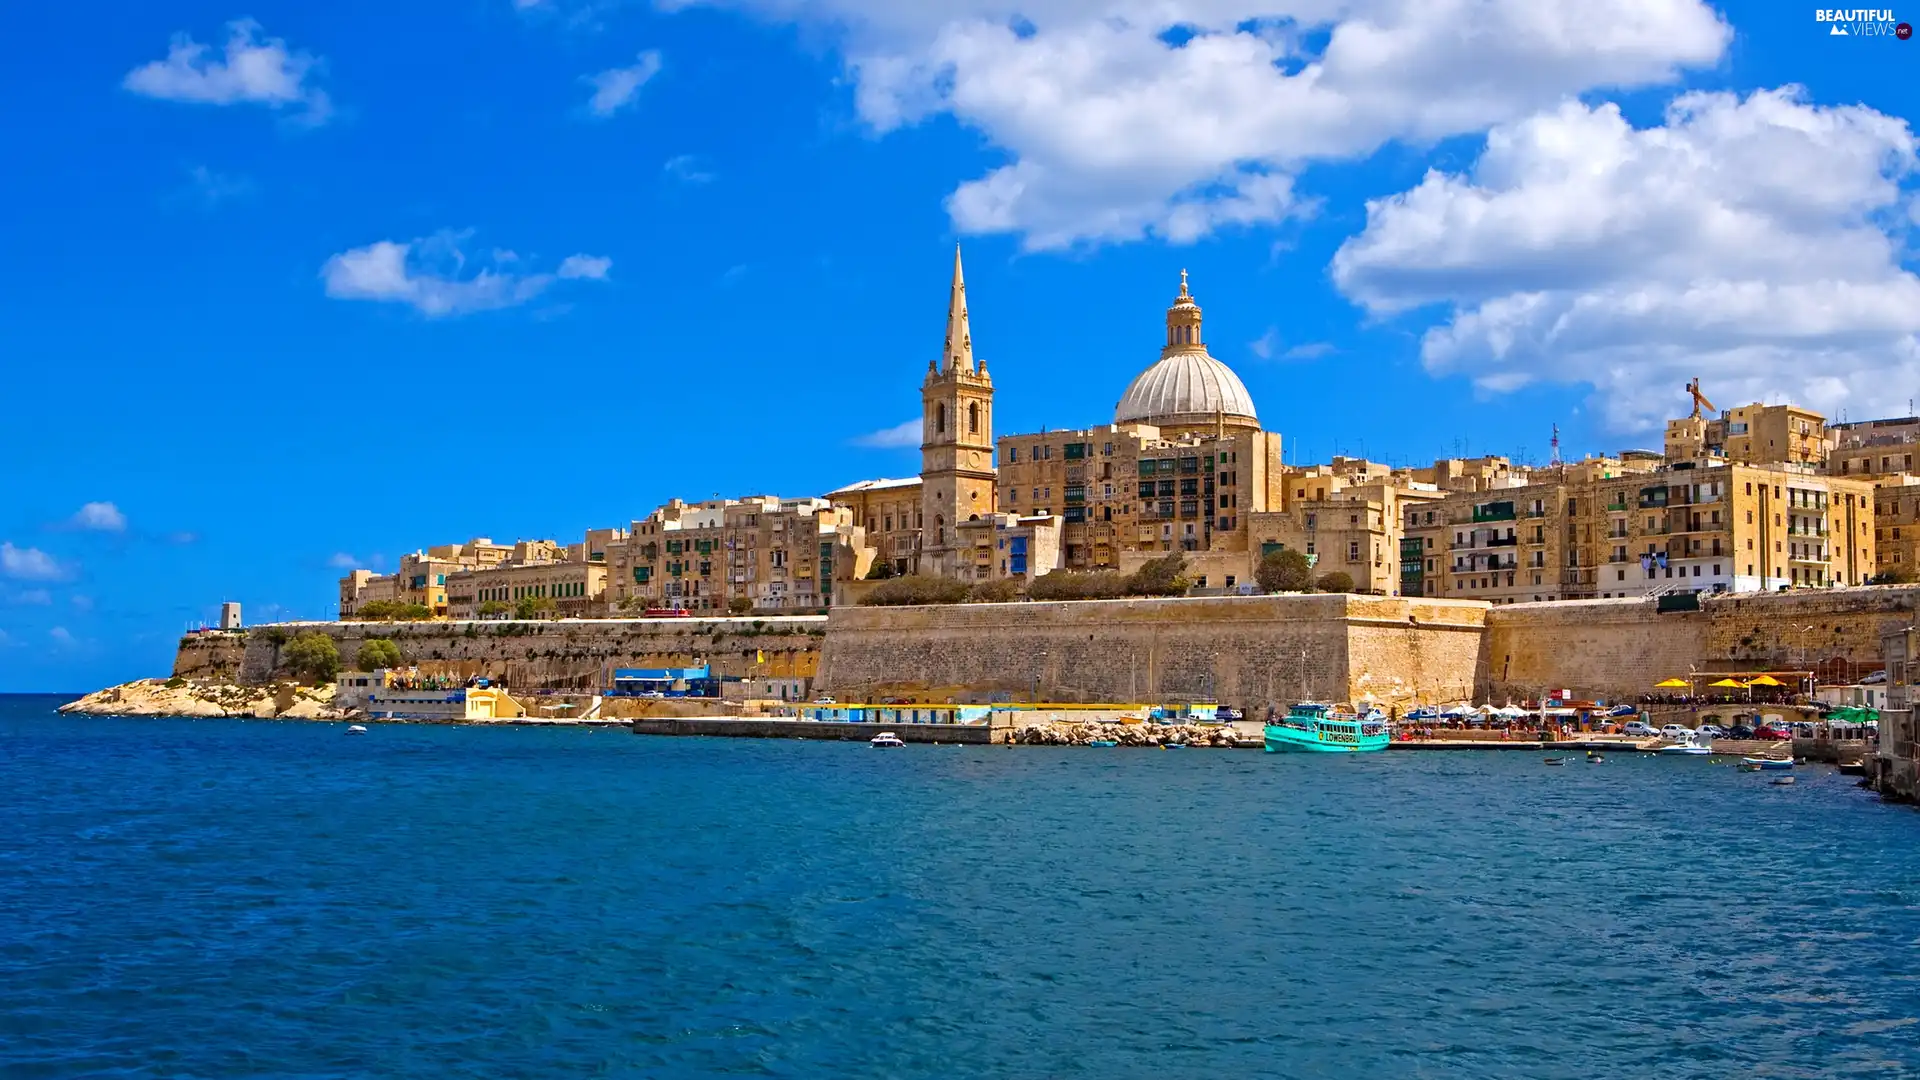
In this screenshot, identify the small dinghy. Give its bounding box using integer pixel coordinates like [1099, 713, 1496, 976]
[1770, 775, 1797, 786]
[345, 724, 368, 735]
[1544, 756, 1566, 766]
[1741, 756, 1793, 771]
[1586, 752, 1604, 764]
[1088, 739, 1117, 747]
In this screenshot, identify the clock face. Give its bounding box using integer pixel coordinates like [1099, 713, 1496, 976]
[968, 451, 982, 467]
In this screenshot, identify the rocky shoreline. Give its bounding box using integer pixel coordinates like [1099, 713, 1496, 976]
[59, 678, 351, 721]
[1009, 721, 1245, 747]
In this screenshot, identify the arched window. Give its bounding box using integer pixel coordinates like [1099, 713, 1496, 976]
[968, 402, 979, 435]
[936, 403, 946, 434]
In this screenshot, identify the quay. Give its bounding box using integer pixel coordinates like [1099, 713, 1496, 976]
[631, 716, 993, 744]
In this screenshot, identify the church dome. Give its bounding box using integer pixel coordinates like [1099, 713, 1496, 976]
[1114, 352, 1259, 427]
[1113, 270, 1258, 430]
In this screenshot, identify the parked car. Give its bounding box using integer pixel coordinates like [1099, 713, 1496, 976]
[1755, 724, 1794, 740]
[1862, 669, 1889, 685]
[1659, 724, 1697, 740]
[1696, 724, 1728, 738]
[812, 696, 837, 705]
[1729, 724, 1757, 740]
[1623, 721, 1658, 737]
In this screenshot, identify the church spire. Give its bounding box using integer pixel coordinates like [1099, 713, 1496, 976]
[942, 243, 974, 374]
[1164, 267, 1203, 355]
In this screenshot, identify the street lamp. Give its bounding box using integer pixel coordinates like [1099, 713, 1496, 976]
[1795, 623, 1816, 699]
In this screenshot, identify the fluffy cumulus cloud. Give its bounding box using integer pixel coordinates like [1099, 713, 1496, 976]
[321, 231, 612, 317]
[584, 51, 662, 117]
[682, 0, 1728, 248]
[123, 19, 332, 124]
[1, 543, 67, 582]
[69, 502, 126, 532]
[1331, 87, 1920, 431]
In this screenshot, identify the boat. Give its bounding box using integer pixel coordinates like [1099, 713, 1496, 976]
[1658, 732, 1714, 756]
[345, 724, 367, 735]
[1770, 776, 1797, 786]
[1741, 756, 1793, 771]
[870, 732, 905, 748]
[1164, 741, 1187, 749]
[1837, 760, 1867, 776]
[1264, 703, 1391, 754]
[1544, 756, 1566, 766]
[1088, 739, 1117, 747]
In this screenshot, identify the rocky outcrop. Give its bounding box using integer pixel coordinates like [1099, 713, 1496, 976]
[59, 678, 349, 720]
[1010, 721, 1243, 747]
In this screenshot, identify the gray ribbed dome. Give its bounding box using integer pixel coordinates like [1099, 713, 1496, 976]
[1114, 352, 1258, 427]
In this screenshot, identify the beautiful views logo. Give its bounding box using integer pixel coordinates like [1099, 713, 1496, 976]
[1815, 8, 1911, 35]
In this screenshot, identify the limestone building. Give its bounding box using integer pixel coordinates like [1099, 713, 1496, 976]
[917, 246, 997, 578]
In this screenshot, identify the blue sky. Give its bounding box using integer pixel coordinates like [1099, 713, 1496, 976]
[2, 2, 1915, 690]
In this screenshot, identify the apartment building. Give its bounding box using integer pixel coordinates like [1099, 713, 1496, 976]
[608, 496, 873, 613]
[1666, 401, 1827, 466]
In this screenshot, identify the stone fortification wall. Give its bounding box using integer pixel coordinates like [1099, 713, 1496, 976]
[1704, 586, 1916, 681]
[172, 631, 249, 679]
[235, 617, 825, 688]
[817, 594, 1485, 712]
[1484, 585, 1920, 701]
[1483, 600, 1706, 702]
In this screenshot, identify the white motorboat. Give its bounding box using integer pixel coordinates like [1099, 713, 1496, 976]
[1658, 731, 1713, 755]
[345, 724, 368, 735]
[870, 731, 905, 748]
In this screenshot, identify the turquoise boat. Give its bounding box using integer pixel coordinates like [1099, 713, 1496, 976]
[1264, 703, 1391, 753]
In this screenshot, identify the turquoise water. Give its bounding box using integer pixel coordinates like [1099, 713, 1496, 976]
[5, 695, 1920, 1078]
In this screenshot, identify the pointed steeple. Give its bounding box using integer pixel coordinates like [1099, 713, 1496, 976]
[942, 243, 974, 374]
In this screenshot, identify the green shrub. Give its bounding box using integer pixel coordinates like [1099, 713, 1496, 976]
[861, 574, 973, 606]
[284, 632, 340, 684]
[356, 638, 403, 671]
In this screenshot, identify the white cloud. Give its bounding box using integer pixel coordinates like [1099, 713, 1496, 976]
[49, 627, 75, 647]
[853, 419, 922, 448]
[321, 232, 611, 317]
[1332, 87, 1920, 431]
[123, 19, 331, 124]
[70, 502, 126, 532]
[328, 553, 360, 569]
[584, 51, 662, 117]
[557, 254, 613, 280]
[663, 154, 715, 184]
[1, 543, 67, 582]
[1249, 327, 1277, 360]
[690, 0, 1728, 249]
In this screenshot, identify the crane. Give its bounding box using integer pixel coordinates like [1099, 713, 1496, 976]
[1685, 378, 1716, 419]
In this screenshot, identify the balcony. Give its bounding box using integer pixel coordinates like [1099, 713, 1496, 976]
[1472, 506, 1517, 523]
[1605, 502, 1629, 513]
[1488, 536, 1518, 547]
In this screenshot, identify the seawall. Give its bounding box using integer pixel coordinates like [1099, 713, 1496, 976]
[1485, 585, 1920, 701]
[815, 594, 1487, 712]
[234, 617, 825, 688]
[631, 717, 994, 744]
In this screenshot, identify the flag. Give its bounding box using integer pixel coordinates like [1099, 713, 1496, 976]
[756, 650, 765, 664]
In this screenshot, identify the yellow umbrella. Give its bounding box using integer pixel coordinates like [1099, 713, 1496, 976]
[1708, 678, 1747, 688]
[1654, 678, 1690, 688]
[1747, 675, 1785, 687]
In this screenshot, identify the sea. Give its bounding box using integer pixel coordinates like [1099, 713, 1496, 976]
[4, 693, 1919, 1078]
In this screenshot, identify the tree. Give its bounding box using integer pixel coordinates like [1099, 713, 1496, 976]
[1314, 571, 1356, 594]
[861, 574, 973, 606]
[1126, 553, 1191, 597]
[1256, 549, 1313, 593]
[865, 561, 898, 581]
[968, 578, 1022, 603]
[1027, 569, 1130, 601]
[479, 599, 511, 617]
[727, 596, 754, 615]
[284, 632, 340, 684]
[1873, 567, 1919, 585]
[355, 599, 433, 621]
[356, 638, 403, 671]
[514, 595, 557, 620]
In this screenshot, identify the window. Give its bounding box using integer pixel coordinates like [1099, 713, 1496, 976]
[936, 404, 946, 434]
[968, 402, 979, 434]
[1008, 447, 1018, 463]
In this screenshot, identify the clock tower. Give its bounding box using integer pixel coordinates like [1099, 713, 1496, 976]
[919, 245, 996, 576]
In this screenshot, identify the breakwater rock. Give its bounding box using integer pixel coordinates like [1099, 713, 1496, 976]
[60, 678, 348, 720]
[1011, 721, 1242, 747]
